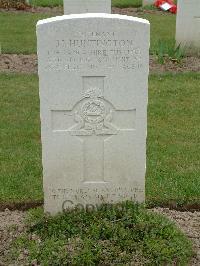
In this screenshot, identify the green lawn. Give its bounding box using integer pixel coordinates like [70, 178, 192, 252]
[0, 13, 49, 54]
[0, 73, 199, 206]
[0, 74, 42, 202]
[147, 73, 200, 206]
[0, 12, 176, 55]
[30, 0, 63, 6]
[30, 0, 142, 8]
[143, 13, 176, 56]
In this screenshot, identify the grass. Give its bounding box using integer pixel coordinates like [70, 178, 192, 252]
[0, 11, 176, 56]
[30, 0, 62, 6]
[113, 0, 142, 7]
[9, 202, 193, 265]
[0, 74, 42, 202]
[147, 73, 200, 206]
[29, 0, 142, 8]
[0, 72, 200, 206]
[155, 42, 184, 64]
[144, 13, 176, 56]
[0, 13, 48, 54]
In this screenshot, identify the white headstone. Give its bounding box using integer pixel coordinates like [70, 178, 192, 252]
[143, 0, 154, 6]
[176, 0, 200, 53]
[64, 0, 111, 14]
[37, 14, 150, 215]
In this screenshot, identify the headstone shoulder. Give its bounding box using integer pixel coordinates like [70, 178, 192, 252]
[37, 13, 150, 27]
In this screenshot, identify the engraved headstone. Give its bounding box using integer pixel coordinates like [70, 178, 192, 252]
[143, 0, 154, 6]
[64, 0, 111, 14]
[37, 14, 150, 215]
[176, 0, 200, 54]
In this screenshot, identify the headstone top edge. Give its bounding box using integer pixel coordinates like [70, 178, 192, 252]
[37, 13, 150, 28]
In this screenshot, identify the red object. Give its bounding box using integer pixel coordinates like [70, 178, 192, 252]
[154, 0, 177, 14]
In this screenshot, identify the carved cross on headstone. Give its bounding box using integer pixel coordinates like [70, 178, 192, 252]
[52, 76, 136, 183]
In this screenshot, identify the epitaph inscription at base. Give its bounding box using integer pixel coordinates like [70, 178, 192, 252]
[37, 14, 150, 215]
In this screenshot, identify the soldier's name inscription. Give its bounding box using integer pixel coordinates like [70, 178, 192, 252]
[45, 31, 142, 71]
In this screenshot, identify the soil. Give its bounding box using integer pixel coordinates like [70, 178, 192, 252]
[152, 208, 200, 266]
[0, 209, 26, 266]
[1, 54, 200, 74]
[0, 54, 38, 74]
[0, 6, 172, 16]
[0, 208, 199, 265]
[112, 7, 174, 16]
[0, 6, 63, 15]
[149, 55, 200, 73]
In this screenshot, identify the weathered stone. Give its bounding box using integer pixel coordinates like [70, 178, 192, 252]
[63, 0, 111, 14]
[176, 0, 200, 54]
[37, 14, 150, 215]
[143, 0, 154, 6]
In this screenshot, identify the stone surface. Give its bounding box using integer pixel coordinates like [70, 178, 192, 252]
[63, 0, 111, 14]
[143, 0, 154, 6]
[176, 0, 200, 54]
[37, 14, 150, 215]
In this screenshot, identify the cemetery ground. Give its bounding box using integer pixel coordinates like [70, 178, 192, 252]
[0, 1, 200, 265]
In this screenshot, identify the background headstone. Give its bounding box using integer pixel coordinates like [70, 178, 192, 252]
[143, 0, 154, 6]
[176, 0, 200, 54]
[37, 14, 150, 215]
[64, 0, 111, 14]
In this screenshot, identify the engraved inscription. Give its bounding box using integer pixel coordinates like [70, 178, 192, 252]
[49, 186, 145, 202]
[45, 31, 142, 71]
